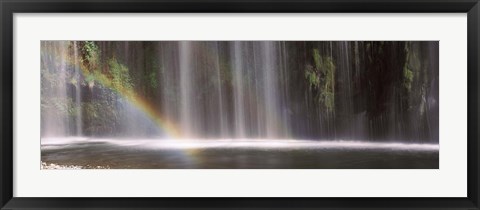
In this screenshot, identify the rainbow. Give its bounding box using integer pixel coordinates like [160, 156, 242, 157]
[87, 73, 198, 162]
[46, 41, 292, 141]
[84, 69, 183, 139]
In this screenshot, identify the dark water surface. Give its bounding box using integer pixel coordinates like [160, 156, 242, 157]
[41, 139, 439, 169]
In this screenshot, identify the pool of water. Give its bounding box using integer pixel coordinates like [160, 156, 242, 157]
[41, 138, 439, 169]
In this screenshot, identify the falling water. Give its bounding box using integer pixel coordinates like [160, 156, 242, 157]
[231, 42, 247, 137]
[261, 42, 281, 137]
[337, 41, 354, 138]
[40, 41, 69, 137]
[179, 41, 194, 137]
[158, 42, 175, 129]
[41, 41, 439, 142]
[73, 41, 82, 136]
[213, 42, 228, 137]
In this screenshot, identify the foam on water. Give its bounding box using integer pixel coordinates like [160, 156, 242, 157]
[41, 138, 439, 151]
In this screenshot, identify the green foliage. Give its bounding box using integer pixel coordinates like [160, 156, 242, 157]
[151, 59, 161, 90]
[147, 71, 158, 89]
[403, 66, 414, 91]
[403, 42, 419, 92]
[305, 65, 320, 88]
[85, 73, 95, 82]
[84, 73, 96, 87]
[108, 58, 134, 91]
[305, 49, 336, 112]
[81, 41, 100, 70]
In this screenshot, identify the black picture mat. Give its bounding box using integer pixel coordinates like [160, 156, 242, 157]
[1, 0, 479, 209]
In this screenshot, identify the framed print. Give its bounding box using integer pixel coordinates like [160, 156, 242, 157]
[1, 0, 479, 209]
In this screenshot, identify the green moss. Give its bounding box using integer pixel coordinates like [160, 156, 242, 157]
[305, 65, 320, 88]
[147, 71, 158, 89]
[305, 49, 336, 113]
[403, 66, 414, 91]
[108, 58, 133, 91]
[85, 73, 96, 83]
[81, 41, 100, 70]
[403, 42, 418, 92]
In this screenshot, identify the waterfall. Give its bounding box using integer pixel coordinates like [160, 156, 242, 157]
[231, 42, 247, 137]
[40, 41, 439, 143]
[337, 41, 354, 138]
[213, 42, 228, 137]
[73, 41, 82, 136]
[179, 41, 194, 137]
[279, 41, 291, 138]
[41, 41, 69, 137]
[261, 42, 276, 137]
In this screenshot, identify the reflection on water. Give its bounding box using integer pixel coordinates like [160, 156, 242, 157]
[41, 138, 439, 169]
